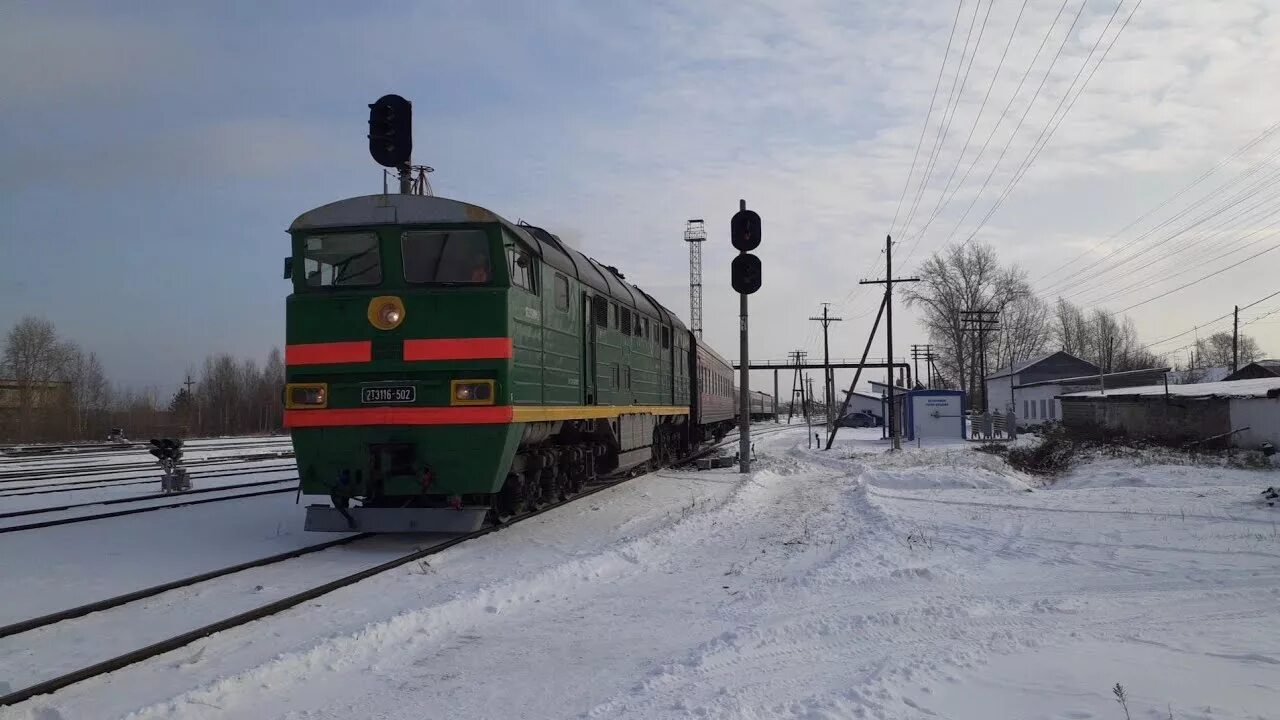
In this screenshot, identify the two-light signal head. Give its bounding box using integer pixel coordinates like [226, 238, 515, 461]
[730, 207, 762, 294]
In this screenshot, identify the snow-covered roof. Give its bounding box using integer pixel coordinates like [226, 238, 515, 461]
[1061, 376, 1280, 400]
[1016, 367, 1170, 389]
[985, 352, 1055, 380]
[1166, 366, 1232, 384]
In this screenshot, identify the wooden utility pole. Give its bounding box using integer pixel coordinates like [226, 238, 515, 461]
[960, 310, 1000, 411]
[809, 303, 842, 429]
[1233, 304, 1240, 372]
[824, 295, 887, 450]
[859, 236, 919, 450]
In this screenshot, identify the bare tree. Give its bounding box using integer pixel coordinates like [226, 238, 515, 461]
[2, 317, 71, 440]
[1191, 331, 1262, 369]
[60, 345, 110, 438]
[905, 242, 1037, 408]
[1050, 299, 1161, 372]
[261, 347, 284, 431]
[993, 293, 1052, 371]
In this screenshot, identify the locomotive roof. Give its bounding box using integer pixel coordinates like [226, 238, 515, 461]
[289, 194, 685, 331]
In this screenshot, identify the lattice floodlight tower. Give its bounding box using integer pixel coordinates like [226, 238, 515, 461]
[684, 219, 707, 339]
[149, 438, 191, 493]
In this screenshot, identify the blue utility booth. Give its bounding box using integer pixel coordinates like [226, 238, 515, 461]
[900, 390, 966, 441]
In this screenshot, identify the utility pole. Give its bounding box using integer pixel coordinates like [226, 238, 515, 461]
[925, 344, 934, 388]
[773, 369, 779, 419]
[809, 303, 842, 429]
[1233, 304, 1239, 372]
[824, 295, 886, 450]
[786, 350, 807, 423]
[806, 375, 817, 419]
[859, 235, 919, 450]
[960, 310, 1000, 411]
[182, 374, 198, 434]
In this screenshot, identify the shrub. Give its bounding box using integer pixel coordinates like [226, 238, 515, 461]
[1006, 424, 1077, 475]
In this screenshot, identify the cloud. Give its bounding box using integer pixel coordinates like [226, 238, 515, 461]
[0, 10, 190, 105]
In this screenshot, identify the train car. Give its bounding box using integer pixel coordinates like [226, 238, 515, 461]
[690, 335, 736, 442]
[284, 194, 740, 532]
[747, 390, 776, 421]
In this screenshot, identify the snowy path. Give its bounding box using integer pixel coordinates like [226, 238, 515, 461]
[5, 428, 1279, 719]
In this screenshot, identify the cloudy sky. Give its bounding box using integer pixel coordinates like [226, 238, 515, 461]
[2, 0, 1278, 397]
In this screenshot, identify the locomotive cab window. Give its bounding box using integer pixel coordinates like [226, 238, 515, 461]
[507, 245, 536, 292]
[301, 232, 381, 288]
[401, 229, 491, 284]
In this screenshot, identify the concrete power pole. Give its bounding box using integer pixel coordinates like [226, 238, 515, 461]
[809, 303, 842, 430]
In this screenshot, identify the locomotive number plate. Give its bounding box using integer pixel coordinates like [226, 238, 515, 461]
[361, 385, 416, 404]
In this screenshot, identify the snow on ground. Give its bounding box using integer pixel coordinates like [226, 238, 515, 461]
[0, 491, 349, 626]
[5, 427, 1280, 719]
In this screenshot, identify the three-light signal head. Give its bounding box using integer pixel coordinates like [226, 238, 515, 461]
[368, 94, 413, 168]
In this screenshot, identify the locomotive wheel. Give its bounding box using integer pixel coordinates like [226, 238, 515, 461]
[523, 471, 544, 510]
[497, 473, 526, 518]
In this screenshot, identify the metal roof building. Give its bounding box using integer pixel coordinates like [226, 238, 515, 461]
[1059, 377, 1280, 449]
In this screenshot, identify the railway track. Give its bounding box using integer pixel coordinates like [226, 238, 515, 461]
[0, 424, 789, 708]
[0, 480, 300, 534]
[0, 464, 295, 497]
[0, 451, 294, 483]
[0, 437, 290, 460]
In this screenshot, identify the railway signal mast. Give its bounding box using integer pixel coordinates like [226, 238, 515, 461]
[730, 201, 762, 473]
[368, 94, 413, 193]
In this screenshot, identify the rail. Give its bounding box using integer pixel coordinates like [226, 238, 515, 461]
[0, 424, 784, 707]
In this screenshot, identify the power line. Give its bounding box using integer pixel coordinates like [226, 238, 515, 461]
[1047, 142, 1280, 297]
[1070, 167, 1280, 303]
[1140, 289, 1280, 349]
[903, 0, 1032, 258]
[900, 0, 992, 241]
[958, 0, 1140, 249]
[934, 0, 1085, 249]
[1082, 207, 1280, 307]
[889, 0, 967, 239]
[1034, 119, 1280, 282]
[1112, 242, 1280, 315]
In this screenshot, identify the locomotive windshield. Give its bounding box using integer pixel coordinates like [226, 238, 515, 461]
[402, 229, 491, 284]
[301, 232, 381, 288]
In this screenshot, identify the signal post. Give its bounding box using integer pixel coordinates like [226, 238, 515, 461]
[730, 201, 762, 472]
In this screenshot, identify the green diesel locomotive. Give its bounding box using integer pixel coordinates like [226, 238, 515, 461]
[283, 193, 772, 532]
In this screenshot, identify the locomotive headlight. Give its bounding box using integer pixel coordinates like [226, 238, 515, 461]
[367, 296, 406, 331]
[451, 379, 495, 405]
[285, 383, 328, 409]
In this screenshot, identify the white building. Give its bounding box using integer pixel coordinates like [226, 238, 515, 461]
[841, 390, 885, 421]
[985, 352, 1098, 416]
[1015, 367, 1170, 429]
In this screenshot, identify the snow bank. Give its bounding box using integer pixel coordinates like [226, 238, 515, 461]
[853, 447, 1033, 491]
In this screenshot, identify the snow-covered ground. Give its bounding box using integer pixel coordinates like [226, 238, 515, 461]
[4, 426, 1279, 719]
